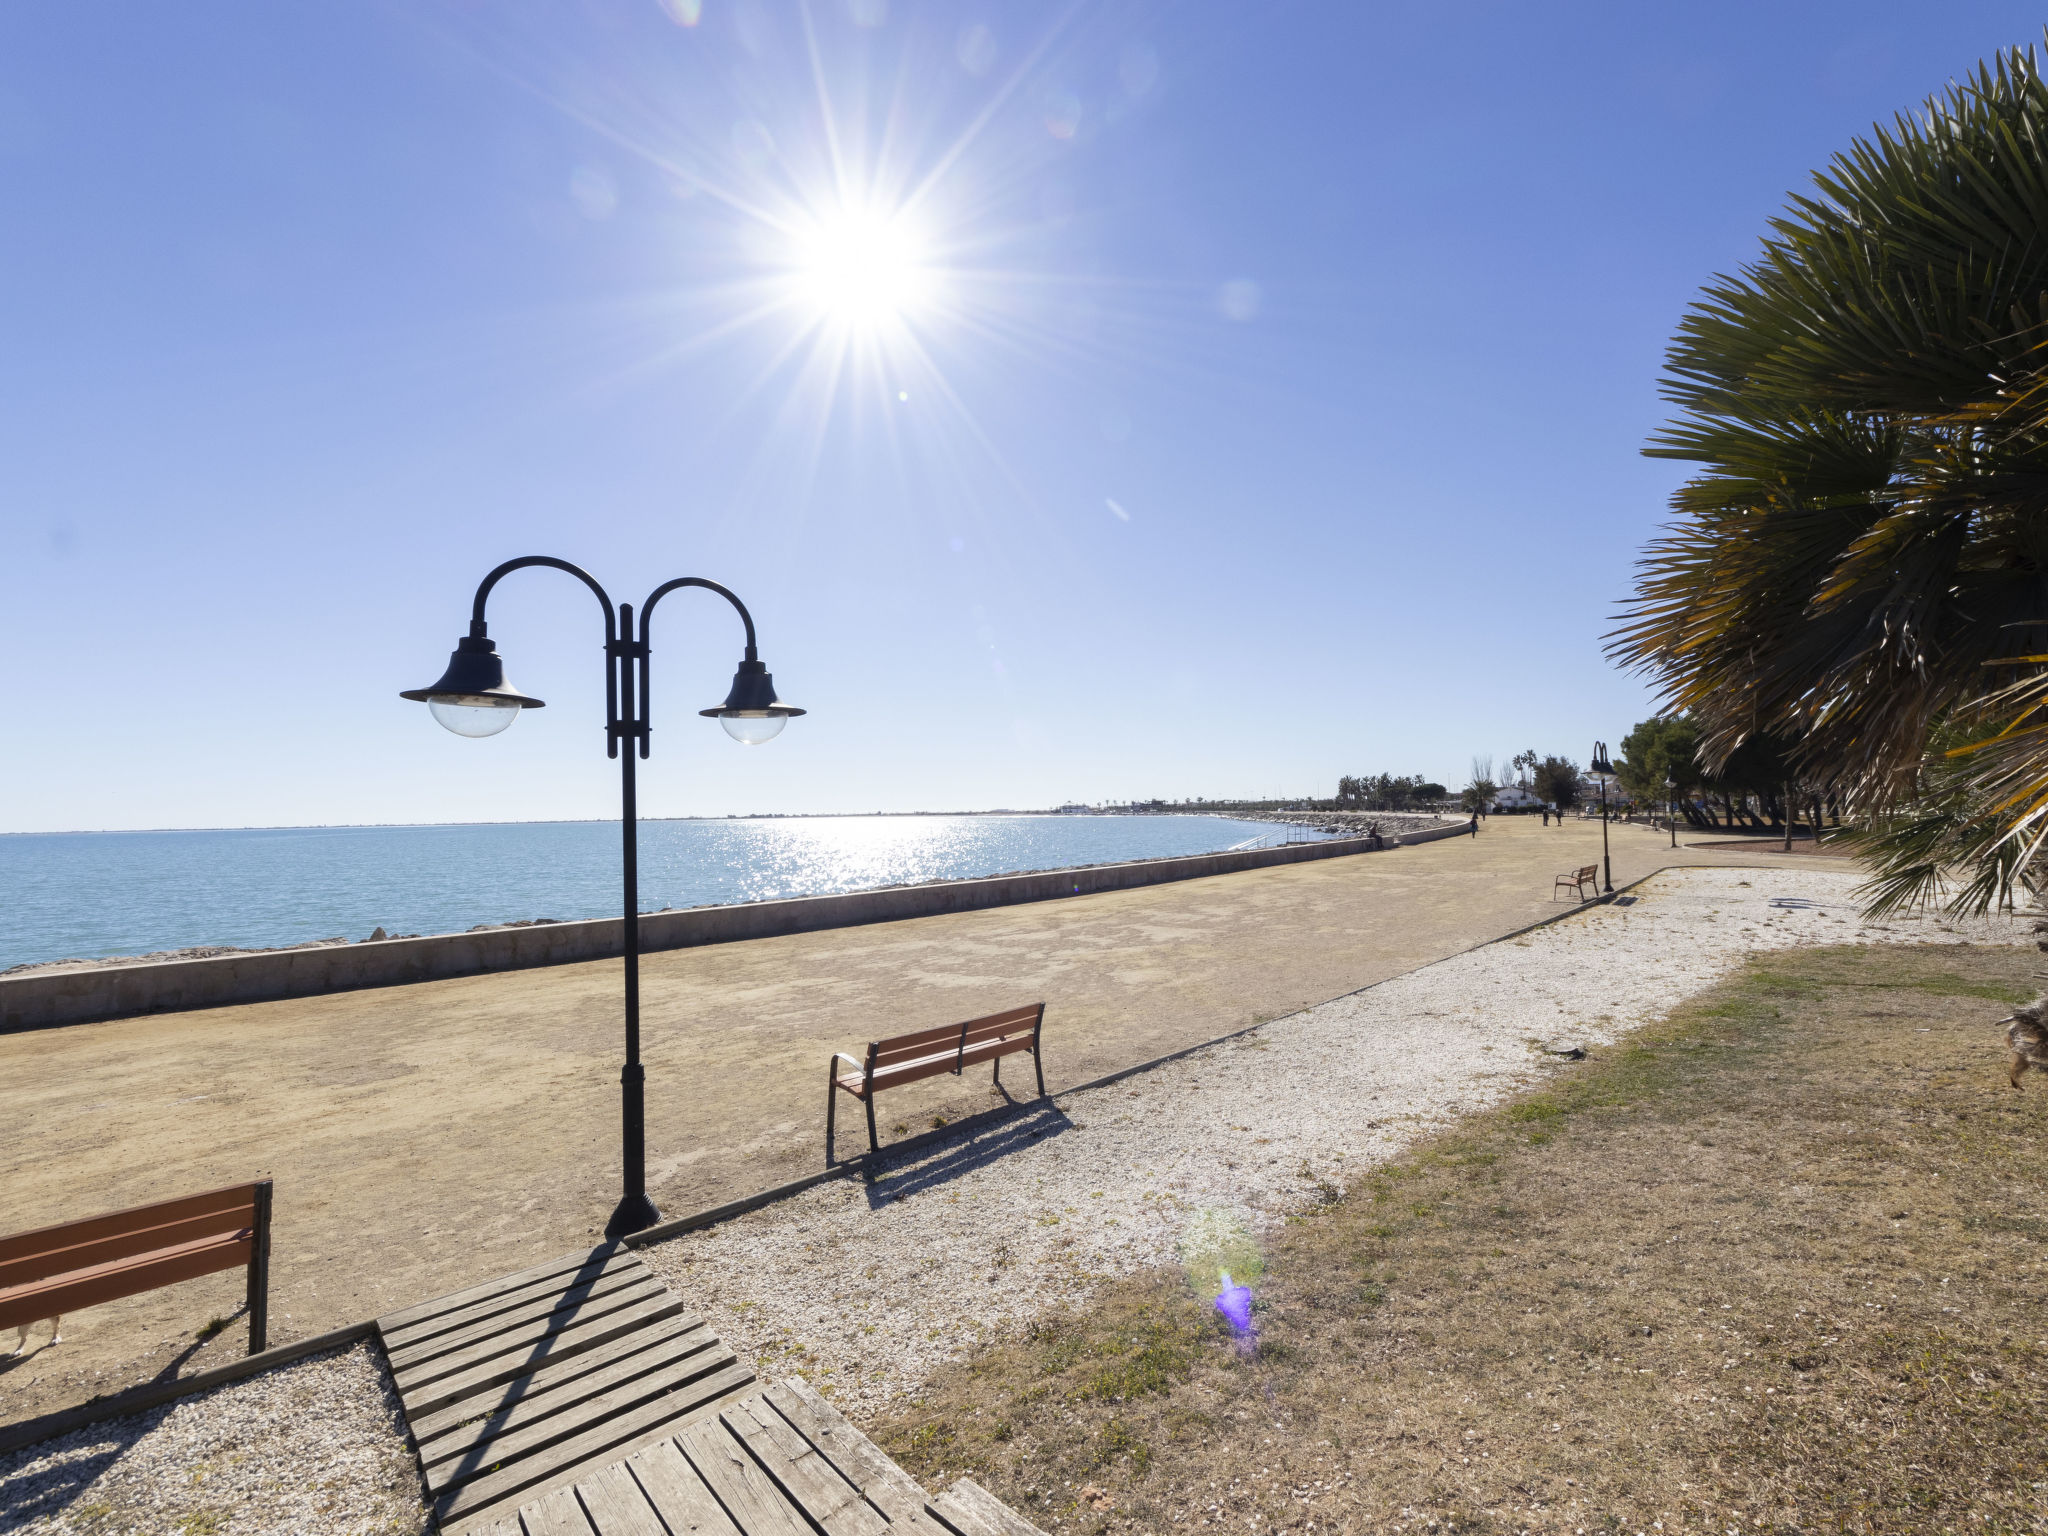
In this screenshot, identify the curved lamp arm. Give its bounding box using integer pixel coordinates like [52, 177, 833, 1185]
[470, 556, 616, 639]
[471, 556, 621, 755]
[633, 577, 761, 759]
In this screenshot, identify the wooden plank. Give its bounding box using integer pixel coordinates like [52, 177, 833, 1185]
[423, 1341, 740, 1492]
[676, 1418, 816, 1536]
[930, 1481, 1049, 1536]
[576, 1460, 670, 1536]
[517, 1484, 596, 1536]
[385, 1266, 662, 1373]
[0, 1183, 257, 1269]
[410, 1313, 710, 1446]
[867, 1019, 975, 1057]
[0, 1231, 251, 1330]
[723, 1395, 890, 1536]
[764, 1379, 929, 1520]
[956, 1038, 1033, 1071]
[624, 1438, 744, 1536]
[865, 1053, 971, 1092]
[392, 1282, 674, 1398]
[0, 1204, 258, 1290]
[455, 1518, 527, 1536]
[395, 1292, 688, 1422]
[382, 1249, 643, 1353]
[379, 1245, 620, 1333]
[434, 1359, 754, 1528]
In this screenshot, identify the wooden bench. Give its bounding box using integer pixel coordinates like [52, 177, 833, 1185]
[828, 1004, 1047, 1158]
[0, 1181, 273, 1357]
[1554, 863, 1599, 900]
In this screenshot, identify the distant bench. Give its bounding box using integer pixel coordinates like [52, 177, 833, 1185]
[828, 1004, 1048, 1159]
[1554, 863, 1600, 901]
[0, 1181, 273, 1357]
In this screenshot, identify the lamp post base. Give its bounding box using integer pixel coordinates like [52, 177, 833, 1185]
[604, 1192, 661, 1241]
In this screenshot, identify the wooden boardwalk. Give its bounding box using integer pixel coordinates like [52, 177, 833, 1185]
[472, 1377, 1046, 1536]
[376, 1245, 755, 1533]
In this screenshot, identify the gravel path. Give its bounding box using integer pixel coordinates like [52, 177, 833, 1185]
[0, 1341, 427, 1536]
[638, 866, 2031, 1417]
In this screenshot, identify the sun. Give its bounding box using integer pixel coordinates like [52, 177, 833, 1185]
[791, 206, 931, 327]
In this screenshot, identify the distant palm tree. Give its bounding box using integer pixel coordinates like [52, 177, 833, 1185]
[1610, 42, 2048, 910]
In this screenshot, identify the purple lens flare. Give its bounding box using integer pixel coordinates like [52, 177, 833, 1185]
[1214, 1270, 1253, 1334]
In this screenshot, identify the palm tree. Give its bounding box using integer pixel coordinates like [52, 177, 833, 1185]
[1609, 42, 2048, 910]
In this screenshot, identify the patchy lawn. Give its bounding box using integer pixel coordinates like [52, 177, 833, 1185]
[870, 944, 2048, 1535]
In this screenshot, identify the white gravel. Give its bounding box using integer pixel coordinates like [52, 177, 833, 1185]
[0, 1341, 427, 1536]
[639, 865, 2033, 1417]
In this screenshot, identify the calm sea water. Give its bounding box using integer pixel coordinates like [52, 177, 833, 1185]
[0, 815, 1312, 969]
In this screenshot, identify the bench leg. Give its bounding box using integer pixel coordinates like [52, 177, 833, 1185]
[1034, 1045, 1047, 1099]
[992, 1055, 1001, 1091]
[864, 1092, 879, 1157]
[825, 1066, 839, 1166]
[247, 1179, 272, 1356]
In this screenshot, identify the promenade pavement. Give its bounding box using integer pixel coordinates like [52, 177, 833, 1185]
[0, 816, 1838, 1425]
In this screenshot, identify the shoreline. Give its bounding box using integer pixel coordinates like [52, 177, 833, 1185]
[0, 815, 1459, 978]
[0, 821, 1471, 1030]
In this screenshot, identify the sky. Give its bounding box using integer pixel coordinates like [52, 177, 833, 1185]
[1, 2, 2042, 832]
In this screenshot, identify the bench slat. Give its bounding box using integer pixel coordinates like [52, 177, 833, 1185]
[0, 1230, 251, 1330]
[0, 1203, 258, 1292]
[866, 1006, 1042, 1068]
[868, 1019, 974, 1059]
[0, 1184, 259, 1271]
[838, 1033, 1039, 1098]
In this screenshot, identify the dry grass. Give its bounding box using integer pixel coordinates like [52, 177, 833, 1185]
[870, 944, 2048, 1535]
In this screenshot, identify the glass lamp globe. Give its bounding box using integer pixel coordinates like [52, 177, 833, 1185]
[719, 712, 787, 746]
[428, 697, 523, 738]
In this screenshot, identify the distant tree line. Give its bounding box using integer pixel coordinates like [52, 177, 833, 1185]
[1335, 773, 1448, 810]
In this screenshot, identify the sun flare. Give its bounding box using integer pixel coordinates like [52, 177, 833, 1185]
[790, 206, 931, 327]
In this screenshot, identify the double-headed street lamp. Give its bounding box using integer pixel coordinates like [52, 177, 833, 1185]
[1589, 741, 1617, 896]
[402, 556, 802, 1239]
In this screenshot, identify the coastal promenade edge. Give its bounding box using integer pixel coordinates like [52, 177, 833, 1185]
[0, 821, 1471, 1033]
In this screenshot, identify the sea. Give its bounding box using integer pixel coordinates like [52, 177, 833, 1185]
[0, 814, 1321, 970]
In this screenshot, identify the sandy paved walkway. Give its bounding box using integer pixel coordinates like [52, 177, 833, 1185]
[0, 817, 1820, 1425]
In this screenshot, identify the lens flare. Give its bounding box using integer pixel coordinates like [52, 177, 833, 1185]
[1215, 1271, 1254, 1333]
[1181, 1209, 1262, 1347]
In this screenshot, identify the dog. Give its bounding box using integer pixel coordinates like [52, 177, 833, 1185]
[12, 1316, 60, 1356]
[1997, 995, 2048, 1089]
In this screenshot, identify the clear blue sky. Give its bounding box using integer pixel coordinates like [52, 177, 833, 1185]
[1, 2, 2038, 831]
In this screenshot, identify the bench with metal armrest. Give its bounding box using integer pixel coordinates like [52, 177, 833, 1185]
[827, 1004, 1047, 1159]
[1554, 863, 1600, 900]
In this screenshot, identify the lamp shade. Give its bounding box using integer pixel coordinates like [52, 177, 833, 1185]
[400, 636, 546, 739]
[700, 657, 802, 744]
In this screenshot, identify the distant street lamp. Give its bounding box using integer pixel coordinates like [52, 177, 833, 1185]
[1665, 774, 1677, 849]
[1590, 742, 1617, 895]
[402, 556, 802, 1239]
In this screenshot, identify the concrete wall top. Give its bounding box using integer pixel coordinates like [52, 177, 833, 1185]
[1, 820, 1469, 1034]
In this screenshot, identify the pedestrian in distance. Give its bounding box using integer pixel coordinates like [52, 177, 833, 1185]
[1468, 811, 1479, 837]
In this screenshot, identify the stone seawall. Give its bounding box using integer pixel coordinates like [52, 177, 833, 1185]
[0, 820, 1471, 1032]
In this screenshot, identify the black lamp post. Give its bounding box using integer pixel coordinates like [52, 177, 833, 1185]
[402, 556, 802, 1240]
[1665, 774, 1677, 849]
[1590, 741, 1616, 895]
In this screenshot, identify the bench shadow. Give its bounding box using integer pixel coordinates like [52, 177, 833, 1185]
[860, 1095, 1072, 1209]
[148, 1306, 250, 1385]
